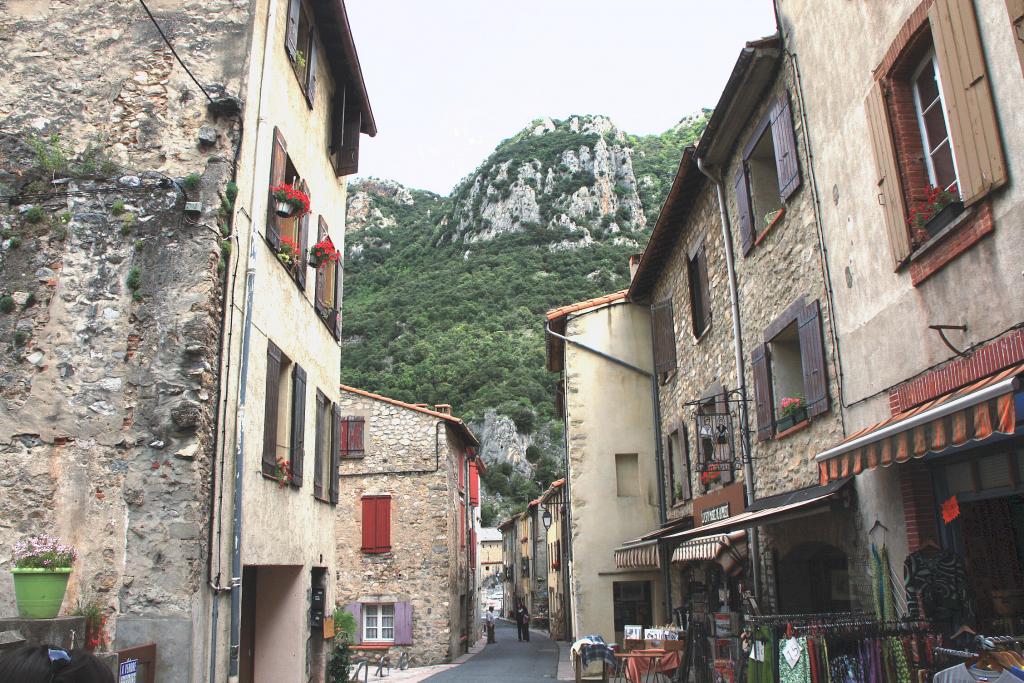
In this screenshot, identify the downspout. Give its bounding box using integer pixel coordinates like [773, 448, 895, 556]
[559, 367, 576, 640]
[464, 449, 474, 653]
[696, 156, 762, 602]
[543, 319, 670, 618]
[226, 0, 277, 677]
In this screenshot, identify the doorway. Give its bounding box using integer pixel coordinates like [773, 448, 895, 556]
[777, 542, 851, 613]
[613, 581, 652, 640]
[238, 565, 304, 683]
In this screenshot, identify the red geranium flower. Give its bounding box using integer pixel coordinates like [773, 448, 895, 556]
[271, 183, 311, 218]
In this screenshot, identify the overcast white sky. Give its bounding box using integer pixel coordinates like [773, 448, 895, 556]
[346, 1, 778, 195]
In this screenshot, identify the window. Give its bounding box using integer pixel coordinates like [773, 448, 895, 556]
[261, 341, 305, 486]
[285, 0, 319, 105]
[469, 460, 480, 506]
[668, 428, 692, 504]
[313, 390, 333, 502]
[313, 217, 342, 337]
[361, 495, 391, 553]
[266, 128, 309, 289]
[615, 453, 640, 497]
[911, 51, 958, 195]
[866, 0, 1006, 269]
[331, 93, 362, 176]
[686, 244, 711, 338]
[751, 299, 828, 441]
[339, 416, 365, 457]
[734, 93, 801, 255]
[651, 300, 677, 381]
[363, 603, 395, 642]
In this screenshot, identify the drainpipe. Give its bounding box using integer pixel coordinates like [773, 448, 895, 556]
[696, 156, 762, 603]
[544, 318, 670, 618]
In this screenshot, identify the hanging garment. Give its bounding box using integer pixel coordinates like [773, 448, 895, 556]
[747, 625, 777, 683]
[780, 636, 811, 683]
[808, 637, 821, 683]
[830, 654, 863, 683]
[887, 636, 911, 683]
[933, 663, 1019, 683]
[904, 548, 974, 630]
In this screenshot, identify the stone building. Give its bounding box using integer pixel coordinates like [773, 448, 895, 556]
[498, 514, 520, 621]
[544, 291, 663, 642]
[777, 0, 1024, 635]
[478, 527, 503, 588]
[334, 386, 482, 666]
[0, 1, 374, 681]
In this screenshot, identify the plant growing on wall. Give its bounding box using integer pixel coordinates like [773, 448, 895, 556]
[72, 597, 110, 652]
[273, 455, 292, 488]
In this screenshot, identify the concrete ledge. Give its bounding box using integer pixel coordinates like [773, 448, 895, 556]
[0, 616, 86, 650]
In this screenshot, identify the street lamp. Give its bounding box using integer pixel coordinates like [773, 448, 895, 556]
[541, 506, 553, 530]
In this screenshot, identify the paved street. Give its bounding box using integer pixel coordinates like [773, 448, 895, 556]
[423, 621, 561, 682]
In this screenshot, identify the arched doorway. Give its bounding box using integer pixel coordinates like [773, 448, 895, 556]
[776, 542, 851, 613]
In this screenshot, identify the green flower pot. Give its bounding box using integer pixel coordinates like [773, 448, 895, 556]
[11, 567, 72, 618]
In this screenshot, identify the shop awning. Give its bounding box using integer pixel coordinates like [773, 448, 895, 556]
[613, 539, 660, 569]
[664, 479, 851, 542]
[816, 364, 1021, 484]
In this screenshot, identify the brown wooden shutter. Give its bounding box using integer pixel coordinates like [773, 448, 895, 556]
[337, 100, 361, 176]
[306, 35, 319, 104]
[314, 390, 327, 498]
[348, 416, 365, 455]
[267, 128, 288, 249]
[295, 182, 309, 290]
[332, 263, 343, 338]
[330, 403, 341, 504]
[696, 246, 712, 329]
[930, 0, 1008, 205]
[331, 86, 348, 174]
[1008, 0, 1024, 76]
[285, 0, 300, 59]
[314, 217, 328, 316]
[651, 300, 677, 375]
[680, 426, 692, 501]
[798, 299, 829, 417]
[864, 82, 911, 268]
[771, 93, 802, 202]
[733, 165, 754, 256]
[665, 435, 675, 503]
[263, 342, 283, 475]
[751, 343, 773, 442]
[289, 363, 306, 486]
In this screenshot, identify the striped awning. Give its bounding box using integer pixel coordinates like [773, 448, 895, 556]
[816, 364, 1021, 484]
[613, 540, 660, 569]
[673, 530, 747, 575]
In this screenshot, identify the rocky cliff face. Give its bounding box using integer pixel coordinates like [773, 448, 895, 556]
[473, 410, 532, 476]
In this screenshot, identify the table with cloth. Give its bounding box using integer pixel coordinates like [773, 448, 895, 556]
[620, 648, 681, 683]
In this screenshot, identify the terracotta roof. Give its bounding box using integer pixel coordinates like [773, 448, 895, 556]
[338, 384, 479, 446]
[545, 290, 629, 322]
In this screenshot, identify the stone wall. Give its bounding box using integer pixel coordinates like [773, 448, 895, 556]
[334, 392, 474, 666]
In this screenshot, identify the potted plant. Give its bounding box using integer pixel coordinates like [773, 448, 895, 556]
[776, 396, 807, 432]
[270, 183, 310, 219]
[276, 236, 299, 265]
[764, 209, 783, 226]
[274, 455, 292, 488]
[308, 238, 339, 269]
[700, 470, 721, 488]
[908, 185, 962, 241]
[11, 534, 77, 618]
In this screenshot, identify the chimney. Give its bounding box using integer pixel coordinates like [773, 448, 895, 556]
[434, 404, 452, 415]
[629, 253, 643, 282]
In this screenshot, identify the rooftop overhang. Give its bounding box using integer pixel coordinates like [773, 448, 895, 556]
[311, 0, 377, 137]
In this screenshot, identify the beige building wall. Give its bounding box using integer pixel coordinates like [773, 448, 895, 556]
[562, 301, 662, 641]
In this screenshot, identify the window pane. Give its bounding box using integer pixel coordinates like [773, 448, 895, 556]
[978, 454, 1012, 491]
[915, 64, 940, 108]
[923, 106, 949, 155]
[930, 142, 957, 193]
[946, 461, 973, 495]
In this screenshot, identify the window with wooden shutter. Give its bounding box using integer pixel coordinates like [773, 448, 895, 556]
[313, 390, 328, 500]
[337, 96, 362, 176]
[329, 404, 341, 504]
[267, 128, 288, 250]
[289, 364, 306, 487]
[314, 217, 328, 316]
[651, 300, 677, 377]
[798, 300, 829, 417]
[361, 495, 391, 553]
[734, 165, 754, 256]
[284, 0, 300, 59]
[294, 181, 310, 290]
[771, 94, 801, 202]
[314, 217, 341, 336]
[305, 33, 318, 104]
[864, 82, 911, 267]
[262, 341, 283, 476]
[459, 501, 466, 547]
[393, 602, 413, 645]
[929, 0, 1007, 205]
[1008, 0, 1024, 75]
[469, 460, 480, 506]
[687, 245, 712, 337]
[340, 416, 365, 457]
[751, 343, 773, 442]
[344, 603, 363, 644]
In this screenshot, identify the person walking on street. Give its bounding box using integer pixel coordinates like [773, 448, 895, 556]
[484, 606, 496, 643]
[516, 601, 530, 642]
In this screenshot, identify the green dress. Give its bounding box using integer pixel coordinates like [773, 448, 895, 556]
[778, 636, 810, 683]
[747, 626, 777, 683]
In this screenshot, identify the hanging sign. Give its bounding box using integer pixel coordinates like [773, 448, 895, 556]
[701, 503, 731, 525]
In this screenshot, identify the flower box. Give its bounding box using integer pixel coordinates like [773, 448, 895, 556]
[923, 200, 964, 238]
[271, 183, 310, 219]
[775, 407, 807, 433]
[309, 238, 339, 269]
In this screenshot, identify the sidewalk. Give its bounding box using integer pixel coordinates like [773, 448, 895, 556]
[358, 634, 488, 683]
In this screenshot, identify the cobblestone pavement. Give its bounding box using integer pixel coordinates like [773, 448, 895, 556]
[422, 620, 561, 682]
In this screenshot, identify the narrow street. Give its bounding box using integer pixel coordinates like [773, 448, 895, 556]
[424, 621, 560, 682]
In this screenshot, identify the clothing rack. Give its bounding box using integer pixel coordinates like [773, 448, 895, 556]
[934, 647, 977, 659]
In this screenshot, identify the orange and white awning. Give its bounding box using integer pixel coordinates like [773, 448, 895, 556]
[613, 540, 660, 570]
[816, 364, 1021, 484]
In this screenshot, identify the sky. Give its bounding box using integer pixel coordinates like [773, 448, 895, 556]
[346, 1, 778, 195]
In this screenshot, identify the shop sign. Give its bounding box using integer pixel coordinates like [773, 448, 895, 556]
[692, 482, 746, 527]
[118, 659, 138, 683]
[701, 503, 730, 525]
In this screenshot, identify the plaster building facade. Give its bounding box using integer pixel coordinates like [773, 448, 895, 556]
[479, 527, 503, 589]
[334, 386, 482, 667]
[776, 0, 1024, 635]
[545, 291, 663, 642]
[0, 1, 374, 681]
[539, 479, 571, 641]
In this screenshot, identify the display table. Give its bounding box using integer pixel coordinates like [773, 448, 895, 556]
[619, 648, 681, 683]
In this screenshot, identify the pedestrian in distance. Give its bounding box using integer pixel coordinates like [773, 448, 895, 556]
[0, 644, 115, 683]
[516, 600, 530, 642]
[484, 605, 496, 643]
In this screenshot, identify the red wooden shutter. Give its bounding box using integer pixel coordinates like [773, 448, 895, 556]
[771, 93, 801, 202]
[330, 404, 341, 504]
[458, 454, 465, 491]
[377, 496, 391, 551]
[651, 300, 677, 375]
[305, 34, 319, 103]
[799, 299, 829, 417]
[469, 461, 479, 505]
[267, 128, 287, 249]
[290, 364, 306, 486]
[314, 390, 326, 498]
[459, 502, 466, 547]
[262, 342, 282, 476]
[348, 417, 365, 455]
[733, 165, 754, 256]
[361, 497, 375, 551]
[362, 496, 391, 552]
[285, 0, 300, 58]
[751, 343, 774, 442]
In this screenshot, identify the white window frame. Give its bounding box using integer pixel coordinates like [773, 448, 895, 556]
[362, 603, 395, 642]
[911, 50, 960, 194]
